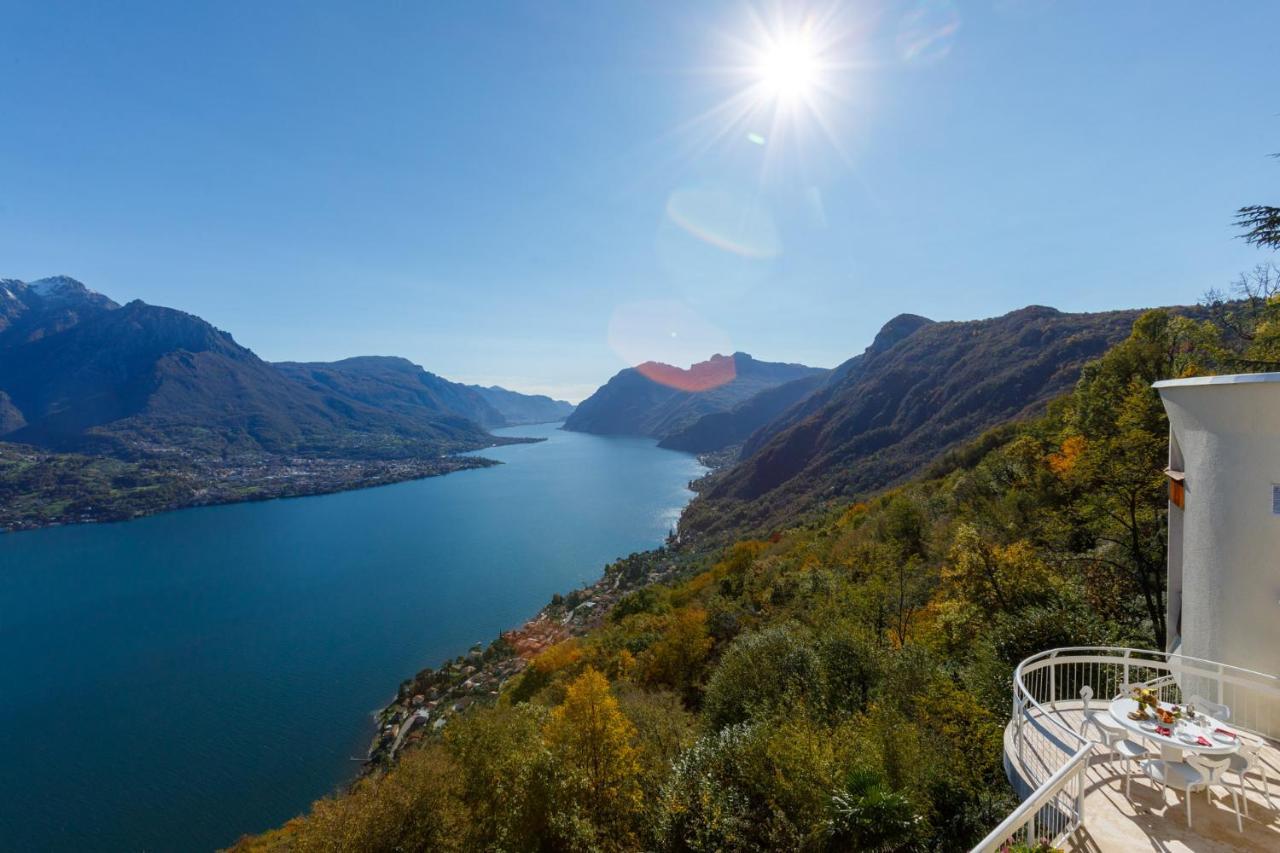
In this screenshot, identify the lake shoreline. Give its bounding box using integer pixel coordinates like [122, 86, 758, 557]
[356, 544, 692, 775]
[348, 456, 709, 788]
[3, 424, 703, 852]
[223, 427, 707, 847]
[0, 434, 550, 534]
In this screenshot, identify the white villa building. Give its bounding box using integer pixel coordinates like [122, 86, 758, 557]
[973, 373, 1280, 852]
[1156, 373, 1280, 678]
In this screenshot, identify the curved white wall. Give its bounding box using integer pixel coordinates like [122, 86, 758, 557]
[1156, 374, 1280, 677]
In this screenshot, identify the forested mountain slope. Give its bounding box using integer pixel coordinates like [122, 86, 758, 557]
[466, 384, 575, 425]
[0, 277, 573, 461]
[0, 300, 492, 457]
[681, 305, 1145, 539]
[275, 360, 577, 430]
[655, 371, 829, 454]
[0, 276, 591, 529]
[737, 313, 933, 457]
[276, 356, 508, 431]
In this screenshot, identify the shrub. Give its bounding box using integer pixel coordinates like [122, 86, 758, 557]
[657, 724, 756, 852]
[611, 586, 671, 622]
[990, 599, 1117, 668]
[825, 769, 922, 853]
[702, 624, 821, 730]
[287, 744, 466, 853]
[638, 607, 713, 699]
[816, 628, 881, 715]
[446, 704, 551, 850]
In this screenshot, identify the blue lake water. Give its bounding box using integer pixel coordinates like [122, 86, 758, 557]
[0, 424, 705, 852]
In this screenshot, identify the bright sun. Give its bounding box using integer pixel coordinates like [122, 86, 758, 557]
[756, 36, 819, 101]
[684, 8, 856, 162]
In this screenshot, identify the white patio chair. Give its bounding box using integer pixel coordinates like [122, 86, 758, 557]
[1142, 754, 1243, 831]
[1081, 685, 1149, 796]
[1228, 735, 1273, 816]
[1080, 685, 1127, 742]
[1184, 693, 1231, 722]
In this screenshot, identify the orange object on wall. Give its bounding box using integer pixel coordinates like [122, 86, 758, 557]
[1167, 470, 1186, 509]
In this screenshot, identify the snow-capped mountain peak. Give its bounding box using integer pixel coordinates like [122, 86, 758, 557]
[28, 276, 95, 299]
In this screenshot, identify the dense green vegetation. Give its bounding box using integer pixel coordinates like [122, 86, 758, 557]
[0, 444, 200, 528]
[0, 442, 495, 532]
[234, 288, 1279, 852]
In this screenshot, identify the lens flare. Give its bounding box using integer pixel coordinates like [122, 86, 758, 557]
[664, 187, 781, 260]
[637, 354, 738, 393]
[606, 300, 736, 391]
[896, 1, 961, 64]
[660, 3, 871, 181]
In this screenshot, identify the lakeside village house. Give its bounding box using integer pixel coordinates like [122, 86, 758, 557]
[974, 373, 1280, 852]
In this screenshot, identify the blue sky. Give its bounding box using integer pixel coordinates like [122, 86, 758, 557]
[1, 1, 1276, 401]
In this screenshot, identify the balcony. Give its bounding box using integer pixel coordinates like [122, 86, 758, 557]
[973, 647, 1280, 852]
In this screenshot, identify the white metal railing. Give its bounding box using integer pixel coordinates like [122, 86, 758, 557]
[971, 649, 1092, 851]
[971, 646, 1280, 852]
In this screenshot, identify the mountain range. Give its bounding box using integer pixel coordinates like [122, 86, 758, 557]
[0, 277, 573, 459]
[1, 275, 1173, 542]
[465, 384, 576, 426]
[655, 371, 830, 454]
[679, 305, 1145, 539]
[555, 305, 1143, 542]
[563, 352, 827, 441]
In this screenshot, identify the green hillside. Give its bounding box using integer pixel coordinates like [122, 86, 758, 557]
[232, 282, 1280, 852]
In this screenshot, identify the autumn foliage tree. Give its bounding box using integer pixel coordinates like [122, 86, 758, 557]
[543, 667, 643, 851]
[281, 745, 466, 853]
[945, 523, 1054, 614]
[639, 607, 713, 699]
[446, 704, 551, 850]
[1052, 310, 1199, 647]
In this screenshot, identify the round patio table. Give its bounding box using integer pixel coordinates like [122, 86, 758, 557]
[1108, 697, 1240, 761]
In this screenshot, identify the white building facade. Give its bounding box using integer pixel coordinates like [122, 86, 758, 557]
[1154, 372, 1280, 676]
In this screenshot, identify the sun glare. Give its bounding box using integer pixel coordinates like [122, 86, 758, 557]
[664, 5, 867, 182]
[756, 36, 819, 101]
